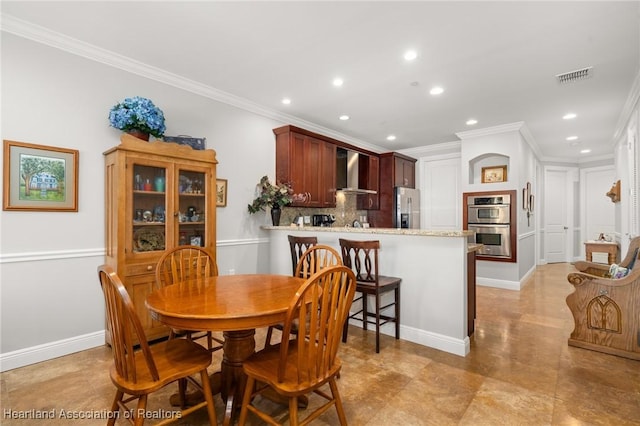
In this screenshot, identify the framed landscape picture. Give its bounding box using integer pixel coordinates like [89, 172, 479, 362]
[3, 140, 79, 211]
[481, 165, 507, 183]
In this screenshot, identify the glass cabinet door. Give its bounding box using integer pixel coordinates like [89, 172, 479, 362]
[131, 163, 167, 253]
[176, 167, 207, 247]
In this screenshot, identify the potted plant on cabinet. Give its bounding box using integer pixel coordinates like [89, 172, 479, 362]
[108, 96, 166, 141]
[247, 176, 293, 226]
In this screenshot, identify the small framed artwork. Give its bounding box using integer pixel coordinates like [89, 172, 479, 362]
[481, 165, 507, 183]
[3, 140, 79, 211]
[522, 182, 531, 210]
[190, 235, 202, 247]
[216, 178, 227, 207]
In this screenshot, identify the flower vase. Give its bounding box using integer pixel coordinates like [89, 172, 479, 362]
[126, 129, 150, 141]
[270, 205, 281, 226]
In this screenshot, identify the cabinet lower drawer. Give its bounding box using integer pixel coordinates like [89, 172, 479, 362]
[125, 262, 157, 276]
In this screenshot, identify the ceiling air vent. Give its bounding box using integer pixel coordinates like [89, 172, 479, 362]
[556, 66, 593, 84]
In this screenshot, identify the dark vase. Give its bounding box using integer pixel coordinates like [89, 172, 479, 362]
[270, 205, 281, 226]
[126, 129, 150, 141]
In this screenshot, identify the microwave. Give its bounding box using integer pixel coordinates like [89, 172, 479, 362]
[467, 194, 511, 224]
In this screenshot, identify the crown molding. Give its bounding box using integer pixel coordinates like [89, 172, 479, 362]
[455, 121, 526, 140]
[399, 140, 461, 157]
[540, 153, 614, 165]
[1, 14, 386, 153]
[456, 121, 546, 161]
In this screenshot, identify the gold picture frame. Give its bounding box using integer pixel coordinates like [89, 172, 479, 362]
[216, 178, 227, 207]
[481, 165, 507, 183]
[3, 140, 79, 211]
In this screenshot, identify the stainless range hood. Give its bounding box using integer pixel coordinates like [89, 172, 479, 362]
[336, 148, 377, 194]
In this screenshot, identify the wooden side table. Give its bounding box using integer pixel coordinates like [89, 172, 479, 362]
[584, 241, 618, 264]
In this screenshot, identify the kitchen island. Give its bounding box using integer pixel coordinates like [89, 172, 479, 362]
[263, 225, 479, 357]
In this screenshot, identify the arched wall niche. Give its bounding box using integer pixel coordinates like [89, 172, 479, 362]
[468, 153, 511, 184]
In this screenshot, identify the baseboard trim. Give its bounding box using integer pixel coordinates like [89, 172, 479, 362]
[1, 331, 105, 372]
[400, 324, 470, 357]
[346, 319, 470, 357]
[477, 277, 522, 290]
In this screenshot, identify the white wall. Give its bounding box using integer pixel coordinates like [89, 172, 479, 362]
[0, 33, 282, 368]
[580, 166, 616, 243]
[612, 73, 639, 257]
[458, 123, 538, 288]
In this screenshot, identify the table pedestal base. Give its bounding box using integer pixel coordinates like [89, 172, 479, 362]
[221, 329, 255, 424]
[169, 329, 307, 425]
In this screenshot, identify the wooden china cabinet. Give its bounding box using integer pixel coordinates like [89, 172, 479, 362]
[103, 134, 217, 344]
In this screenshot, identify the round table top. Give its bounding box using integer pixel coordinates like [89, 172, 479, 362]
[146, 274, 305, 332]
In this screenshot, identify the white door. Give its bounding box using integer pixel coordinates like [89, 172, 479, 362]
[544, 168, 572, 263]
[420, 156, 461, 229]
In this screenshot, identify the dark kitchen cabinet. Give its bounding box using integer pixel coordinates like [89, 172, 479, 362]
[369, 152, 416, 228]
[357, 154, 380, 210]
[394, 155, 415, 187]
[274, 126, 336, 208]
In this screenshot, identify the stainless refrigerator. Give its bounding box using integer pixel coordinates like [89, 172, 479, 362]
[394, 187, 420, 229]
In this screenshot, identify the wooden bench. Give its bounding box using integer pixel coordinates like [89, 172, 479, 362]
[566, 243, 640, 360]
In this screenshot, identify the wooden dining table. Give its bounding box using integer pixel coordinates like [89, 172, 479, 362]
[146, 273, 305, 426]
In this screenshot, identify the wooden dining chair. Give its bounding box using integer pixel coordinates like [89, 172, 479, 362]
[155, 245, 223, 353]
[238, 265, 356, 426]
[97, 265, 218, 426]
[264, 244, 342, 348]
[264, 235, 317, 348]
[288, 235, 318, 276]
[339, 238, 402, 353]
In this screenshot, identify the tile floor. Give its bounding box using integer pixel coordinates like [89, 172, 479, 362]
[2, 263, 639, 425]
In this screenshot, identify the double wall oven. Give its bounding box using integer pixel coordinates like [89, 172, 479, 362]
[467, 193, 512, 259]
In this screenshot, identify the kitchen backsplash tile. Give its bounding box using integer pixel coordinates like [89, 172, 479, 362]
[280, 192, 369, 227]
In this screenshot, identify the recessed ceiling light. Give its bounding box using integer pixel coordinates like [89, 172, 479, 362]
[339, 115, 350, 121]
[386, 135, 397, 141]
[281, 98, 291, 105]
[404, 50, 417, 61]
[580, 149, 591, 154]
[466, 119, 478, 126]
[563, 113, 577, 120]
[333, 78, 344, 87]
[429, 86, 444, 95]
[566, 136, 578, 141]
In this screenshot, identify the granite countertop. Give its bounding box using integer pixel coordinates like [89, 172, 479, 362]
[262, 225, 474, 237]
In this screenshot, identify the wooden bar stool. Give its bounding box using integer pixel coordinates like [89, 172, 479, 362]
[339, 238, 401, 353]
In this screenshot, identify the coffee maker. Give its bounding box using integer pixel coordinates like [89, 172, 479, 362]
[312, 214, 336, 227]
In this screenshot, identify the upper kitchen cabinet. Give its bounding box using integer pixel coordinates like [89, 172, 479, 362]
[274, 125, 336, 208]
[357, 154, 380, 210]
[379, 152, 416, 189]
[392, 153, 416, 187]
[370, 152, 417, 228]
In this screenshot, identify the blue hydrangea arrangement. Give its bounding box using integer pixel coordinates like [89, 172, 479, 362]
[108, 96, 166, 138]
